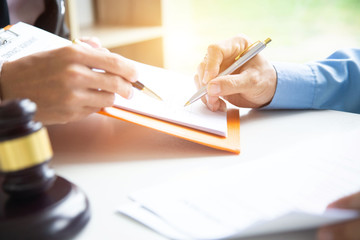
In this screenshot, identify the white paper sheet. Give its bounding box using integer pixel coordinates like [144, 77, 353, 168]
[0, 22, 70, 61]
[118, 128, 360, 239]
[113, 62, 227, 136]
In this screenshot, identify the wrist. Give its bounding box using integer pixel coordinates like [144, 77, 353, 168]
[258, 63, 277, 108]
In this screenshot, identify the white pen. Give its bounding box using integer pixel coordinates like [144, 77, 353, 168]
[184, 38, 271, 107]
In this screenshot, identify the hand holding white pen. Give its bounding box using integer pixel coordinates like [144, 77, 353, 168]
[190, 36, 276, 111]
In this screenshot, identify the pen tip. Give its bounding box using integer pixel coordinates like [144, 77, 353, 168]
[153, 93, 163, 101]
[142, 87, 163, 101]
[184, 101, 190, 107]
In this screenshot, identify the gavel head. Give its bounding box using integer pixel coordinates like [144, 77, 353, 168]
[0, 98, 55, 198]
[0, 99, 90, 240]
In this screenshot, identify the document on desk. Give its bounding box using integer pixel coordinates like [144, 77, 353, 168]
[112, 62, 228, 137]
[0, 22, 69, 61]
[118, 128, 360, 240]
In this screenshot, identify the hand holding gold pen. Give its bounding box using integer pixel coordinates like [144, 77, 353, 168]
[185, 38, 272, 107]
[73, 39, 162, 101]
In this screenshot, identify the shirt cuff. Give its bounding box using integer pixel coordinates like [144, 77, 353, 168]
[262, 62, 316, 110]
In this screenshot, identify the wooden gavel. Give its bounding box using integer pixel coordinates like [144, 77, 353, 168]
[0, 99, 90, 240]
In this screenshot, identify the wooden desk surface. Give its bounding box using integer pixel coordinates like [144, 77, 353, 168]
[50, 109, 360, 240]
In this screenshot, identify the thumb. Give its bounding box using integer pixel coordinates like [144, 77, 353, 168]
[207, 71, 251, 97]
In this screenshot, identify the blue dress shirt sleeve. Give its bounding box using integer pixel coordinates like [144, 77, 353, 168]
[264, 48, 360, 113]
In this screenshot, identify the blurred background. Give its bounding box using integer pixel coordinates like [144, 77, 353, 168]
[163, 0, 360, 73]
[69, 0, 360, 75]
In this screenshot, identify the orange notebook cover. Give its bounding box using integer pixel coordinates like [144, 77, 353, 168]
[99, 107, 240, 154]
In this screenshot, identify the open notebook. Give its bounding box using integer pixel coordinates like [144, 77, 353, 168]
[112, 62, 228, 137]
[1, 22, 240, 153]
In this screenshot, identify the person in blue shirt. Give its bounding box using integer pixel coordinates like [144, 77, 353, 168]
[196, 35, 360, 114]
[196, 34, 360, 240]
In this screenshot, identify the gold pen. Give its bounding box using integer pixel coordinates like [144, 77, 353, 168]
[184, 38, 271, 107]
[73, 39, 162, 101]
[131, 81, 162, 101]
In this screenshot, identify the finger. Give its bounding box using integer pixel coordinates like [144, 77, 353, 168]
[89, 71, 133, 99]
[196, 61, 206, 86]
[85, 90, 116, 108]
[211, 98, 227, 112]
[218, 99, 227, 112]
[207, 95, 219, 109]
[328, 192, 360, 209]
[66, 106, 102, 123]
[317, 219, 360, 240]
[206, 95, 227, 112]
[194, 73, 201, 90]
[76, 39, 109, 53]
[98, 47, 110, 53]
[84, 106, 103, 113]
[79, 36, 102, 48]
[203, 35, 251, 85]
[63, 89, 115, 109]
[206, 95, 222, 112]
[207, 71, 253, 97]
[75, 106, 102, 121]
[203, 44, 224, 84]
[205, 95, 214, 111]
[62, 45, 138, 83]
[201, 95, 207, 105]
[69, 65, 133, 99]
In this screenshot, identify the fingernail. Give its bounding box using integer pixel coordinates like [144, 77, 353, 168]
[127, 89, 134, 99]
[317, 229, 333, 240]
[206, 95, 213, 110]
[208, 83, 221, 95]
[202, 72, 209, 84]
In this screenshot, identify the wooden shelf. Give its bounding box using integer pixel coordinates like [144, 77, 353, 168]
[66, 0, 164, 67]
[80, 25, 164, 49]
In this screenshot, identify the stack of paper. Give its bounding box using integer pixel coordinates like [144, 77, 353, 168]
[118, 129, 360, 239]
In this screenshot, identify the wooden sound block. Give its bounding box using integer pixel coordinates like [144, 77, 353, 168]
[0, 175, 90, 240]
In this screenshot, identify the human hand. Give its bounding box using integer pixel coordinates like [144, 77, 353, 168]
[78, 36, 103, 49]
[0, 44, 137, 124]
[317, 191, 360, 240]
[195, 34, 277, 111]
